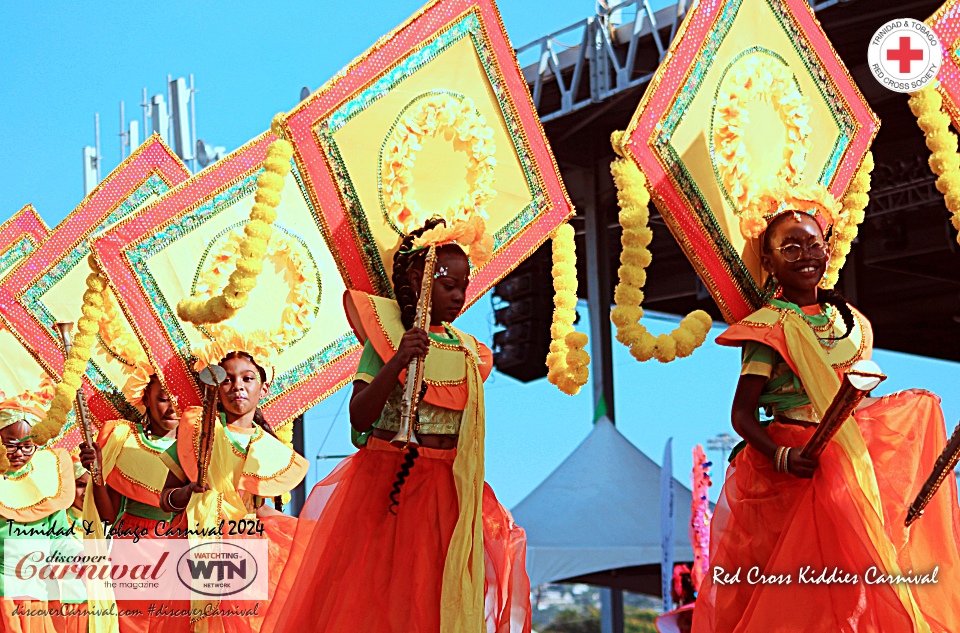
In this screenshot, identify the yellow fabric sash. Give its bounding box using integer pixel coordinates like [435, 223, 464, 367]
[184, 423, 252, 631]
[352, 292, 469, 384]
[100, 419, 174, 503]
[782, 313, 930, 632]
[439, 324, 485, 633]
[80, 437, 119, 633]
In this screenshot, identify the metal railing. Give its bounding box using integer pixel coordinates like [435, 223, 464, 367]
[516, 0, 845, 122]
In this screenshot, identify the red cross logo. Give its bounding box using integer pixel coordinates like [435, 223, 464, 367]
[886, 36, 924, 74]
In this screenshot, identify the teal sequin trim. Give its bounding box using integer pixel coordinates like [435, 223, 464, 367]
[124, 163, 361, 406]
[655, 0, 857, 311]
[0, 237, 33, 277]
[316, 12, 547, 297]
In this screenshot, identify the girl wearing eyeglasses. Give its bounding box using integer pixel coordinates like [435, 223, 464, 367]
[692, 204, 960, 631]
[0, 398, 76, 633]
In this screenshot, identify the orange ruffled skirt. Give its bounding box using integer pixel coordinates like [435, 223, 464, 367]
[47, 601, 87, 633]
[264, 436, 531, 633]
[693, 390, 960, 633]
[0, 600, 57, 633]
[111, 514, 172, 633]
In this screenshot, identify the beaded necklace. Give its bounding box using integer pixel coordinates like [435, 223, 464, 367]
[770, 298, 840, 349]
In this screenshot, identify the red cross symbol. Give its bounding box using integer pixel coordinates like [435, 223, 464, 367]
[886, 36, 924, 74]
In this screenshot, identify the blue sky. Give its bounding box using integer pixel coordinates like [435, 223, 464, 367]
[3, 1, 958, 510]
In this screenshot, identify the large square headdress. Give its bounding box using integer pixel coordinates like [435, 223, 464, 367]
[93, 132, 360, 429]
[283, 0, 573, 305]
[928, 1, 960, 129]
[622, 0, 878, 323]
[0, 137, 189, 447]
[0, 205, 53, 411]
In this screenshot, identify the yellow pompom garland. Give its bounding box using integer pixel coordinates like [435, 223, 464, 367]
[609, 132, 713, 363]
[31, 255, 105, 446]
[177, 115, 294, 325]
[546, 222, 590, 395]
[909, 87, 960, 245]
[821, 151, 873, 289]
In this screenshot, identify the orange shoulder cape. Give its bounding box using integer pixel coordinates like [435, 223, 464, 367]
[97, 418, 173, 507]
[0, 448, 74, 523]
[716, 302, 872, 376]
[177, 407, 308, 498]
[343, 289, 493, 411]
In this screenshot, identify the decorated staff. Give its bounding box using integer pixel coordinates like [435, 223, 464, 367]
[906, 420, 960, 527]
[391, 245, 437, 448]
[195, 364, 227, 488]
[798, 360, 885, 459]
[55, 321, 103, 484]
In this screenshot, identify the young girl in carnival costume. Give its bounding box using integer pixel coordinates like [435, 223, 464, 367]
[265, 217, 531, 633]
[78, 361, 181, 633]
[692, 192, 960, 632]
[0, 396, 76, 633]
[158, 331, 308, 633]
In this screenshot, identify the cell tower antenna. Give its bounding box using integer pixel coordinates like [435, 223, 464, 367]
[95, 113, 102, 181]
[190, 74, 198, 172]
[119, 101, 126, 159]
[141, 87, 149, 136]
[167, 74, 174, 143]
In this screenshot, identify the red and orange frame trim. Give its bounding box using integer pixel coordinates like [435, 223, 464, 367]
[0, 205, 48, 267]
[92, 134, 361, 424]
[283, 0, 574, 310]
[927, 0, 960, 130]
[0, 137, 188, 444]
[623, 0, 878, 323]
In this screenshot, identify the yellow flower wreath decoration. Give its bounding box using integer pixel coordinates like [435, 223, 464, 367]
[909, 86, 960, 246]
[194, 228, 319, 351]
[610, 132, 713, 363]
[381, 93, 497, 234]
[178, 115, 294, 325]
[31, 255, 106, 445]
[821, 151, 874, 289]
[546, 223, 590, 396]
[713, 55, 812, 238]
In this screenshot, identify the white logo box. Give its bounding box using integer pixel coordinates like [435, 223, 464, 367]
[3, 538, 269, 601]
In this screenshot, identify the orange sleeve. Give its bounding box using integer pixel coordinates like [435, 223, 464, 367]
[716, 321, 802, 377]
[478, 341, 493, 382]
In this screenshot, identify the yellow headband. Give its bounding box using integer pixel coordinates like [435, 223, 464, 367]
[410, 216, 494, 267]
[120, 359, 155, 410]
[0, 407, 42, 431]
[192, 325, 276, 383]
[739, 183, 842, 240]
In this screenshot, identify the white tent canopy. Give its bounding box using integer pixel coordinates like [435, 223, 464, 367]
[511, 417, 697, 588]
